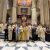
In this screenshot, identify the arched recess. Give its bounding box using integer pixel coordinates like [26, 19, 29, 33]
[6, 13, 12, 24]
[36, 8, 40, 25]
[37, 14, 40, 25]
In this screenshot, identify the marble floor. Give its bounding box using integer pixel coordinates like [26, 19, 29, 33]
[0, 39, 50, 50]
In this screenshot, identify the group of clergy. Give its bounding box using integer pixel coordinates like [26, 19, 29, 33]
[4, 23, 32, 41]
[0, 22, 49, 42]
[3, 23, 48, 42]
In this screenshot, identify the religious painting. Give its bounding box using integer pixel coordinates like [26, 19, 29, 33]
[21, 8, 28, 15]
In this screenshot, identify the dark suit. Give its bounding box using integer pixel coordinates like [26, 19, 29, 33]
[4, 28, 8, 41]
[45, 28, 50, 42]
[32, 27, 38, 41]
[12, 28, 16, 41]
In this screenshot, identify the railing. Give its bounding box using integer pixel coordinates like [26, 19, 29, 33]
[0, 33, 5, 39]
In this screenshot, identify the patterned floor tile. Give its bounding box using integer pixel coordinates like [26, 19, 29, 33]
[0, 40, 50, 50]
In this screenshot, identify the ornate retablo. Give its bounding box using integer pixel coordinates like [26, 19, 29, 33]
[17, 0, 32, 6]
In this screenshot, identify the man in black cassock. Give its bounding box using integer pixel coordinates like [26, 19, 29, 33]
[4, 26, 8, 41]
[32, 25, 38, 41]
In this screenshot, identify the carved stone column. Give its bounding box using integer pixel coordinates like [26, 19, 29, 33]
[32, 0, 37, 25]
[44, 0, 49, 26]
[0, 0, 5, 23]
[39, 0, 45, 25]
[2, 0, 8, 24]
[12, 0, 17, 23]
[40, 0, 49, 26]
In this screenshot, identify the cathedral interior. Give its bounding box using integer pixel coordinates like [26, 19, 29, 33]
[0, 0, 50, 26]
[0, 0, 49, 25]
[0, 0, 50, 50]
[6, 0, 40, 25]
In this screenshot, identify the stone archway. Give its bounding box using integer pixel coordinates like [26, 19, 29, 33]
[37, 14, 40, 25]
[6, 13, 12, 24]
[6, 13, 10, 23]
